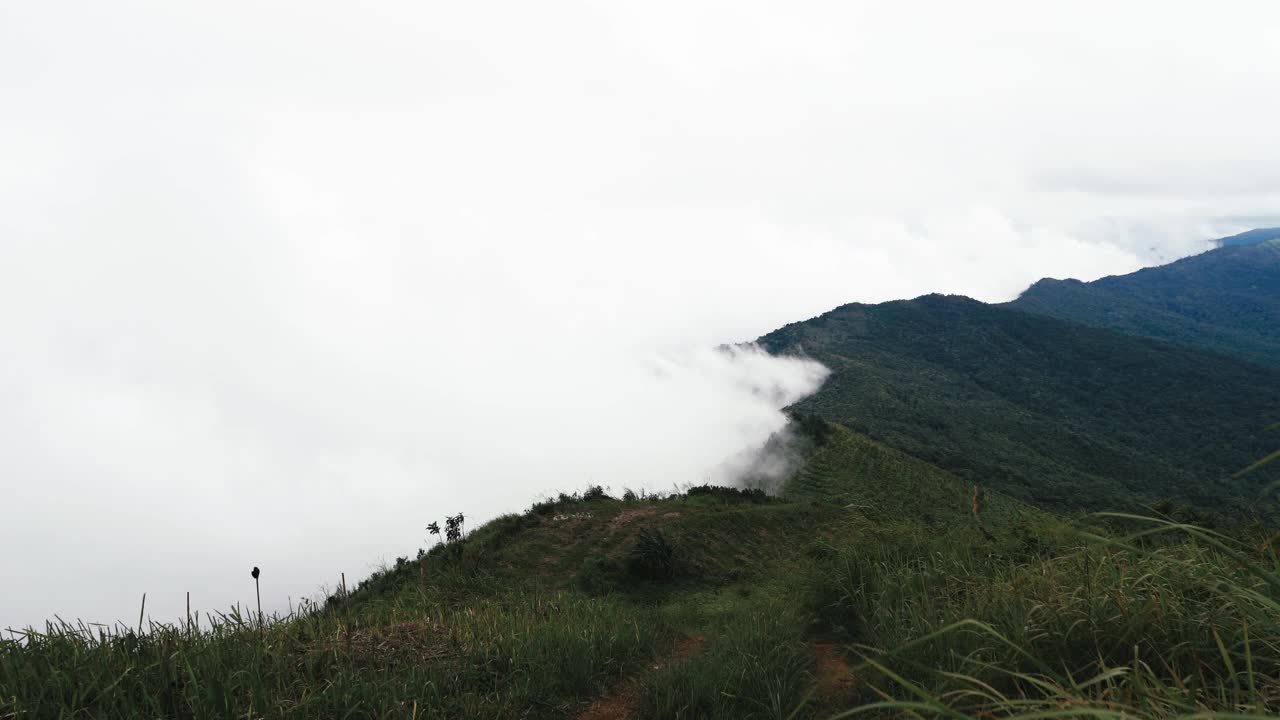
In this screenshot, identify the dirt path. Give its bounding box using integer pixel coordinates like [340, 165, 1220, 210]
[576, 634, 707, 720]
[811, 641, 855, 704]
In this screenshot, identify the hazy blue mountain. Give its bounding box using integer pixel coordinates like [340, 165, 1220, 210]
[1217, 227, 1280, 247]
[1007, 233, 1280, 366]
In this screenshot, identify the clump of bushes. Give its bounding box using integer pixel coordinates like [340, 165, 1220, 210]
[789, 411, 833, 446]
[575, 555, 624, 595]
[581, 485, 610, 501]
[626, 529, 677, 581]
[684, 484, 771, 503]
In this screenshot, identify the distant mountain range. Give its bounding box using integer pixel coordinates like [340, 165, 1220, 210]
[1216, 227, 1280, 247]
[761, 229, 1280, 515]
[1008, 231, 1280, 366]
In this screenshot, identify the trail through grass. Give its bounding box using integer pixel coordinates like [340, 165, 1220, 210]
[5, 429, 1279, 719]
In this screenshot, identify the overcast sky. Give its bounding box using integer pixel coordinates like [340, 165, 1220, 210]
[3, 1, 1280, 631]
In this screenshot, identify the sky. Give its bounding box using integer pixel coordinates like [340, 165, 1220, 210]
[3, 1, 1280, 630]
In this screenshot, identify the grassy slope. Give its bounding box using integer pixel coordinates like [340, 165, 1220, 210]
[1, 423, 1056, 719]
[5, 422, 1279, 718]
[1008, 237, 1280, 367]
[758, 294, 1280, 514]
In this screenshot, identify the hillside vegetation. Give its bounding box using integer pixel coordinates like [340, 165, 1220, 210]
[6, 421, 1279, 718]
[1009, 236, 1280, 366]
[759, 294, 1280, 514]
[5, 235, 1280, 718]
[0, 421, 1060, 719]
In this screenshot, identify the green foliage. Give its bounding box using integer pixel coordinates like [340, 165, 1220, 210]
[627, 529, 678, 581]
[760, 293, 1280, 514]
[0, 592, 663, 719]
[784, 420, 1047, 531]
[811, 516, 1280, 717]
[575, 554, 625, 595]
[790, 411, 834, 447]
[1009, 235, 1280, 367]
[581, 484, 611, 501]
[684, 484, 771, 503]
[7, 429, 1280, 718]
[644, 609, 812, 720]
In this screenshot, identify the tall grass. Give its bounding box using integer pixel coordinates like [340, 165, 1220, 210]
[816, 517, 1280, 718]
[0, 590, 665, 718]
[6, 486, 1279, 719]
[645, 600, 813, 720]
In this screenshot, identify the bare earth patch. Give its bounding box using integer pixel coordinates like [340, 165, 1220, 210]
[607, 506, 658, 531]
[577, 634, 707, 720]
[811, 641, 855, 703]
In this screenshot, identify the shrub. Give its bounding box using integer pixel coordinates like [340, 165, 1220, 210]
[685, 484, 771, 503]
[582, 484, 610, 501]
[575, 555, 624, 595]
[626, 529, 677, 581]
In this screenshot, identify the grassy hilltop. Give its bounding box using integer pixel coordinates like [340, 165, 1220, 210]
[4, 420, 1279, 719]
[5, 234, 1279, 718]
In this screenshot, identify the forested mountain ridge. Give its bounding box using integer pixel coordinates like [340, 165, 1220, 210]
[758, 293, 1280, 514]
[1216, 226, 1280, 247]
[1007, 234, 1280, 366]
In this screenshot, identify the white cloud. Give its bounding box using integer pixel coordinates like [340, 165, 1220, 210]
[2, 0, 1279, 629]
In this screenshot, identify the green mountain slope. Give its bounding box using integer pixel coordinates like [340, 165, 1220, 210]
[1007, 234, 1280, 366]
[785, 419, 1044, 533]
[13, 437, 1279, 718]
[759, 294, 1280, 513]
[4, 410, 1067, 718]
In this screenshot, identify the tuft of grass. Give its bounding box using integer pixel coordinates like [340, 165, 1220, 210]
[627, 529, 678, 581]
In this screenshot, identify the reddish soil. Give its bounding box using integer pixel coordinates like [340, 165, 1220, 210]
[576, 634, 707, 720]
[576, 684, 639, 720]
[811, 641, 855, 703]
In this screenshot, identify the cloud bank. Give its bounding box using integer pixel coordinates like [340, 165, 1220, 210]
[3, 1, 1280, 629]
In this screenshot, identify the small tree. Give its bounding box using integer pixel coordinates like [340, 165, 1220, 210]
[445, 513, 465, 543]
[426, 513, 467, 561]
